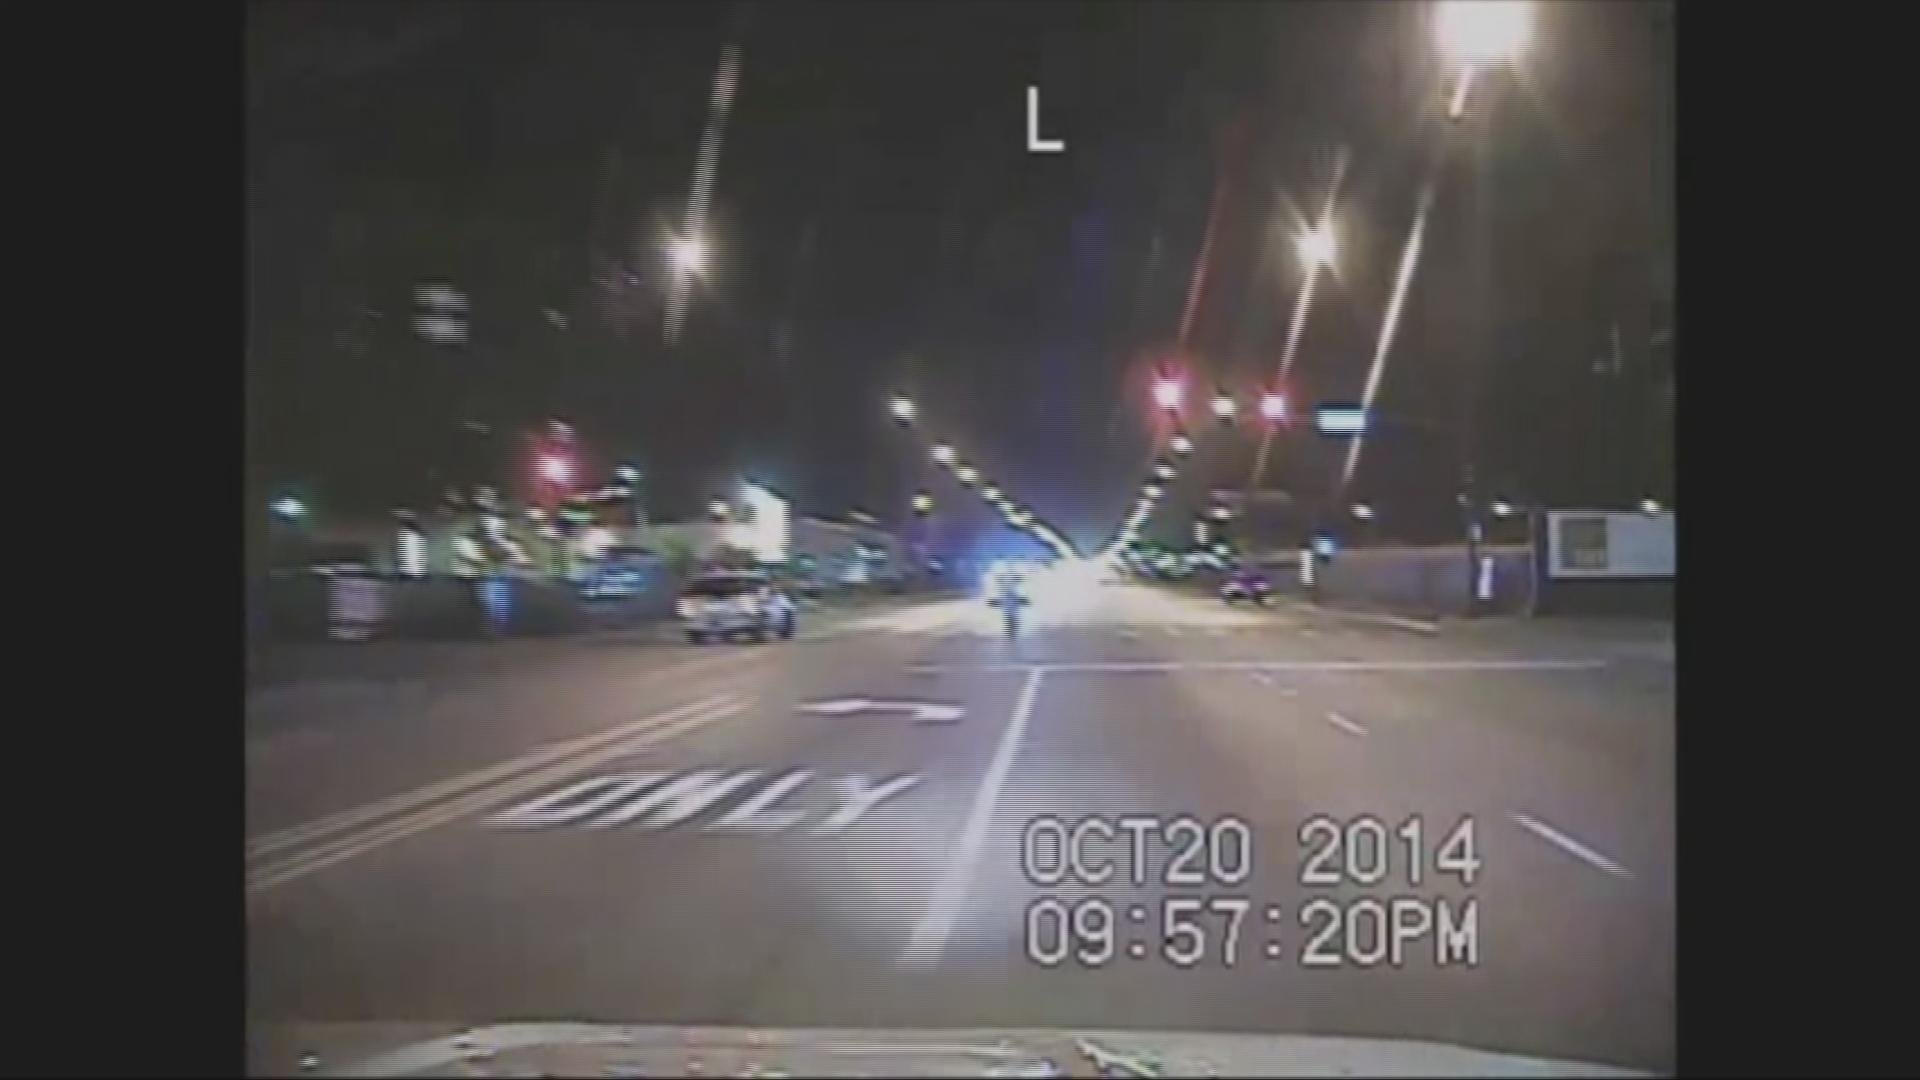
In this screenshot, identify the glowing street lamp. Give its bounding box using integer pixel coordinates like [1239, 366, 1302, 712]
[1260, 391, 1289, 424]
[890, 395, 916, 425]
[1436, 0, 1531, 65]
[1154, 461, 1175, 481]
[1144, 483, 1164, 500]
[1352, 503, 1375, 521]
[1211, 391, 1237, 423]
[913, 491, 934, 516]
[1153, 376, 1184, 413]
[982, 484, 1003, 503]
[931, 443, 956, 466]
[271, 496, 306, 522]
[538, 454, 572, 486]
[956, 464, 978, 485]
[709, 499, 731, 521]
[669, 235, 707, 276]
[1491, 500, 1515, 518]
[1296, 225, 1337, 271]
[1170, 432, 1195, 456]
[1210, 505, 1232, 522]
[1640, 497, 1663, 515]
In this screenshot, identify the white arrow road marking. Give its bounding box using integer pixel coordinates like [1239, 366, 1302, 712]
[798, 698, 875, 716]
[815, 773, 922, 833]
[709, 768, 814, 831]
[1512, 812, 1634, 878]
[799, 698, 964, 723]
[902, 667, 1045, 966]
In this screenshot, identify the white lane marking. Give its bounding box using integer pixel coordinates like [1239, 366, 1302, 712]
[486, 773, 665, 828]
[797, 698, 964, 723]
[588, 768, 764, 828]
[247, 693, 737, 859]
[910, 659, 1606, 675]
[816, 773, 922, 833]
[901, 667, 1045, 965]
[1512, 812, 1634, 878]
[1324, 609, 1443, 634]
[248, 699, 745, 892]
[1324, 711, 1368, 737]
[709, 768, 814, 831]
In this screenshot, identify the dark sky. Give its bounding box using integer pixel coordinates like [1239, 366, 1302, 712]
[246, 0, 1673, 549]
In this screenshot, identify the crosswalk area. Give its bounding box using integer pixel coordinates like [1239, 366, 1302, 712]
[821, 622, 1352, 643]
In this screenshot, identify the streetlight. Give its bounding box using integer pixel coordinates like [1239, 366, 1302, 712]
[1212, 391, 1237, 423]
[1170, 432, 1194, 456]
[615, 464, 640, 483]
[1491, 500, 1515, 518]
[709, 499, 731, 521]
[1153, 376, 1184, 413]
[538, 454, 572, 487]
[271, 496, 306, 522]
[1144, 483, 1163, 500]
[982, 484, 1002, 503]
[1352, 503, 1375, 521]
[1260, 391, 1289, 424]
[1296, 225, 1337, 271]
[931, 443, 956, 466]
[1640, 497, 1663, 515]
[956, 464, 978, 486]
[670, 235, 707, 276]
[1210, 505, 1231, 522]
[1435, 0, 1531, 65]
[913, 491, 934, 516]
[890, 395, 916, 425]
[1153, 461, 1175, 481]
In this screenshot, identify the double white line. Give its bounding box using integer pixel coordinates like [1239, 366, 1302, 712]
[247, 693, 746, 894]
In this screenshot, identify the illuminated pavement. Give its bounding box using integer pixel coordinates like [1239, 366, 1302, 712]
[246, 582, 1673, 1074]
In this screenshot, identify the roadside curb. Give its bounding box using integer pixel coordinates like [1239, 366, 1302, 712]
[1298, 602, 1444, 635]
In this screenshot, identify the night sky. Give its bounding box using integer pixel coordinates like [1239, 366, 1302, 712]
[246, 0, 1673, 550]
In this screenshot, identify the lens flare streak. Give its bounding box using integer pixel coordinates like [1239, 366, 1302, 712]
[1342, 180, 1436, 489]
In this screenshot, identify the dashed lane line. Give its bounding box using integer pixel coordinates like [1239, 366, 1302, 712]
[1323, 711, 1368, 737]
[1512, 812, 1634, 878]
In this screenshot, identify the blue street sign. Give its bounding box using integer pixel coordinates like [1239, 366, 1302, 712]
[1316, 405, 1368, 436]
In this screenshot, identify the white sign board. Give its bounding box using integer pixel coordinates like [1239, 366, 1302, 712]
[1547, 511, 1674, 579]
[729, 483, 791, 564]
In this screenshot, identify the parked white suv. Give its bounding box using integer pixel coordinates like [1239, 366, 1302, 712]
[678, 572, 796, 644]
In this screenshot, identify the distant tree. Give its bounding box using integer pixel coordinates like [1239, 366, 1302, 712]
[708, 543, 759, 571]
[659, 534, 697, 580]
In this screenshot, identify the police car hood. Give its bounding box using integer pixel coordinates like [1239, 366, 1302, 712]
[253, 1022, 1654, 1077]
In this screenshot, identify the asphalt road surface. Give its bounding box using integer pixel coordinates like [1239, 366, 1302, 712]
[246, 583, 1674, 1075]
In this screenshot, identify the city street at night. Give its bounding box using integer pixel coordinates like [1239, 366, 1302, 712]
[247, 1, 1675, 1072]
[248, 585, 1671, 1075]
